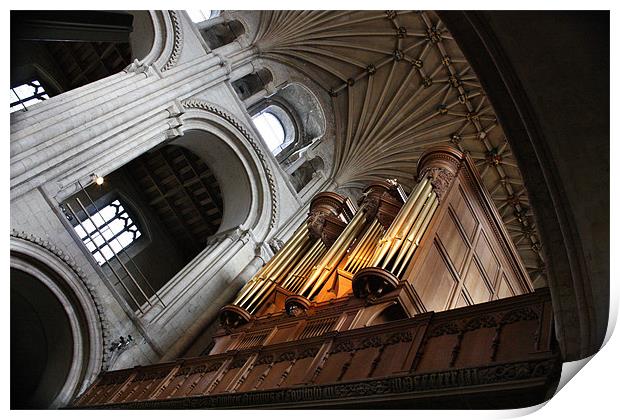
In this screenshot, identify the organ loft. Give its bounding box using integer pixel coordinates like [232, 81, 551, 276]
[10, 10, 607, 410]
[72, 147, 559, 409]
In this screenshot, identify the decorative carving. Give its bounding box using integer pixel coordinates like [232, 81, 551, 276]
[385, 331, 413, 345]
[268, 238, 284, 253]
[285, 295, 311, 317]
[426, 25, 442, 43]
[462, 315, 498, 332]
[287, 303, 307, 318]
[299, 347, 320, 359]
[219, 304, 252, 329]
[330, 340, 355, 354]
[427, 321, 460, 338]
[356, 336, 383, 349]
[89, 359, 560, 409]
[418, 166, 455, 201]
[229, 357, 249, 370]
[500, 307, 539, 325]
[307, 210, 327, 241]
[352, 267, 400, 299]
[277, 351, 297, 362]
[360, 196, 380, 220]
[175, 367, 191, 377]
[256, 355, 275, 366]
[161, 11, 183, 72]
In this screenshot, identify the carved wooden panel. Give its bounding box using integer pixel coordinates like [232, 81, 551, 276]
[452, 186, 479, 242]
[413, 242, 458, 312]
[268, 324, 297, 344]
[405, 166, 531, 313]
[474, 232, 501, 286]
[463, 259, 492, 304]
[415, 334, 459, 373]
[436, 209, 470, 273]
[454, 328, 496, 368]
[76, 289, 554, 408]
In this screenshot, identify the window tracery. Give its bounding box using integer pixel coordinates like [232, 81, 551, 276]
[10, 80, 48, 113]
[72, 199, 142, 265]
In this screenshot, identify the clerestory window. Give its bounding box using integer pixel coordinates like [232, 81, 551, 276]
[187, 9, 220, 23]
[252, 110, 286, 153]
[72, 199, 142, 265]
[10, 80, 48, 113]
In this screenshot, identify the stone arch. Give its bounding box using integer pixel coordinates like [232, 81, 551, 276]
[10, 232, 106, 408]
[127, 10, 184, 73]
[179, 100, 278, 238]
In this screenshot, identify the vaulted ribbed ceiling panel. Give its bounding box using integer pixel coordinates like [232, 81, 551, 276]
[253, 10, 546, 287]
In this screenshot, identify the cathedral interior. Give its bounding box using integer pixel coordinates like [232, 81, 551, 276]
[9, 10, 609, 409]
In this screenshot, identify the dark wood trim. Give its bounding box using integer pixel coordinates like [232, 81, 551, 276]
[438, 11, 601, 360]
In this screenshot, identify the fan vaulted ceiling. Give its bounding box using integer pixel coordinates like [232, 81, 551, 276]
[251, 10, 546, 287]
[254, 11, 546, 286]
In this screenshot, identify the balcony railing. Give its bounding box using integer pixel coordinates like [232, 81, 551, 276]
[72, 288, 559, 409]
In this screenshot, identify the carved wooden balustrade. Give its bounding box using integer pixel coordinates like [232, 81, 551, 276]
[72, 288, 559, 409]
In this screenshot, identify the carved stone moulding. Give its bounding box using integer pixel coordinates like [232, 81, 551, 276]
[284, 295, 312, 317]
[219, 304, 252, 328]
[351, 267, 400, 300]
[416, 146, 464, 201]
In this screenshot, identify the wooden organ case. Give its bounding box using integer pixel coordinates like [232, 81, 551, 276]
[73, 147, 561, 409]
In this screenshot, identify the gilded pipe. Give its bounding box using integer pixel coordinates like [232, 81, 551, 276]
[302, 210, 368, 299]
[298, 210, 365, 297]
[290, 245, 326, 293]
[259, 226, 309, 282]
[382, 184, 433, 267]
[383, 178, 428, 240]
[370, 179, 430, 267]
[232, 277, 260, 305]
[391, 192, 437, 273]
[395, 198, 439, 278]
[264, 236, 309, 285]
[245, 279, 277, 312]
[344, 218, 376, 272]
[297, 243, 326, 278]
[244, 234, 320, 313]
[281, 239, 322, 289]
[236, 226, 308, 307]
[349, 220, 381, 273]
[356, 223, 384, 272]
[376, 182, 433, 269]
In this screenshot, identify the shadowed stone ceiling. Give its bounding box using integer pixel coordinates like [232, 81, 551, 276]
[251, 10, 546, 287]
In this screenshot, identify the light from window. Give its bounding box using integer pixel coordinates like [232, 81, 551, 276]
[252, 111, 286, 152]
[73, 199, 141, 265]
[187, 9, 220, 23]
[10, 80, 49, 113]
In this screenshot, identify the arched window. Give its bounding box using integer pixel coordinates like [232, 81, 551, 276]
[252, 105, 296, 156]
[72, 198, 142, 265]
[187, 10, 220, 23]
[252, 111, 286, 152]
